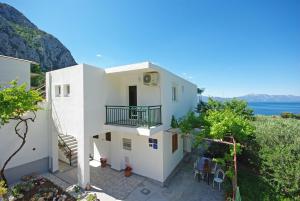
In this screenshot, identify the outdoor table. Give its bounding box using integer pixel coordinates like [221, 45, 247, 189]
[195, 157, 212, 184]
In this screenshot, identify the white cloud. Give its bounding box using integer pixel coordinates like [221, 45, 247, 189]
[96, 54, 102, 58]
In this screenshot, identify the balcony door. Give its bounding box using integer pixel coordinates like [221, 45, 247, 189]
[129, 86, 137, 119]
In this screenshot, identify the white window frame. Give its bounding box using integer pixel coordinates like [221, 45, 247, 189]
[172, 86, 178, 102]
[122, 138, 132, 151]
[63, 84, 70, 97]
[55, 85, 61, 97]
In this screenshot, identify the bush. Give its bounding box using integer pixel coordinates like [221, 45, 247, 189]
[280, 112, 294, 118]
[0, 180, 7, 197]
[252, 116, 300, 198]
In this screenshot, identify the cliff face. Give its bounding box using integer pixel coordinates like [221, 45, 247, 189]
[0, 3, 77, 71]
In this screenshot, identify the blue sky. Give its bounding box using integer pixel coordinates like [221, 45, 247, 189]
[2, 0, 300, 97]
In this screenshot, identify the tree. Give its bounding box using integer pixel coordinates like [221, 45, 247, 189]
[0, 80, 43, 185]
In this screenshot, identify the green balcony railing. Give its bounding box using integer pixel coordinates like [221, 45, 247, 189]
[105, 105, 162, 128]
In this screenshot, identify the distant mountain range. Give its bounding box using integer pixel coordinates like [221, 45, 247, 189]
[202, 94, 300, 103]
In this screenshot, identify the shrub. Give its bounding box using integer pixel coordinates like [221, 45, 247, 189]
[170, 115, 179, 128]
[86, 193, 97, 201]
[178, 111, 202, 134]
[280, 112, 294, 118]
[0, 180, 7, 197]
[252, 116, 300, 198]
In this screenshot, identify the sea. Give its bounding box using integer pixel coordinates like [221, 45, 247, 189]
[248, 102, 300, 115]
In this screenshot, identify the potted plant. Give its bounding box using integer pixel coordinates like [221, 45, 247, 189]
[11, 184, 24, 200]
[100, 158, 107, 168]
[0, 180, 7, 201]
[124, 165, 132, 177]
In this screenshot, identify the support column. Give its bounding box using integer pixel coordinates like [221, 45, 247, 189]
[47, 72, 59, 173]
[77, 132, 90, 188]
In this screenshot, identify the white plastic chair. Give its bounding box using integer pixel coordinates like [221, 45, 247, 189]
[213, 168, 225, 191]
[211, 162, 218, 175]
[193, 160, 200, 179]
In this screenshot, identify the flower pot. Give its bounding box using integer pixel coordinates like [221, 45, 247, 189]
[100, 158, 107, 168]
[124, 170, 132, 177]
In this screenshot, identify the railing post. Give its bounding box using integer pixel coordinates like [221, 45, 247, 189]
[147, 106, 151, 128]
[159, 105, 162, 125]
[105, 105, 108, 124]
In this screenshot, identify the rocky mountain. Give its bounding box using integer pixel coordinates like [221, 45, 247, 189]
[0, 3, 76, 71]
[202, 94, 300, 103]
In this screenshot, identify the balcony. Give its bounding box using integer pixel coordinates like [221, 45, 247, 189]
[105, 105, 162, 128]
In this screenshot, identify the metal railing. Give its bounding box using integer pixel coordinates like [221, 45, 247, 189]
[105, 105, 162, 128]
[52, 103, 72, 166]
[58, 134, 72, 166]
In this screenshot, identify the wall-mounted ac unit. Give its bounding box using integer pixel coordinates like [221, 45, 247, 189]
[143, 72, 159, 86]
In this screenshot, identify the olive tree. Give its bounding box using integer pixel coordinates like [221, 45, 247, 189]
[0, 80, 43, 185]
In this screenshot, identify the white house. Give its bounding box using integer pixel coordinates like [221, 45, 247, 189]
[0, 56, 198, 187]
[46, 62, 198, 187]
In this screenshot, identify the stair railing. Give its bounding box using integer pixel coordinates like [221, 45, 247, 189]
[58, 134, 72, 166]
[52, 103, 73, 166]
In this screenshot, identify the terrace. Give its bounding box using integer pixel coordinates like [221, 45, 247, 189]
[105, 105, 162, 128]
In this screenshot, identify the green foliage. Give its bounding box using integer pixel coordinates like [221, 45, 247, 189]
[30, 64, 45, 88]
[31, 74, 45, 88]
[30, 64, 42, 74]
[178, 111, 202, 134]
[196, 100, 207, 113]
[170, 115, 179, 128]
[0, 180, 7, 196]
[11, 184, 22, 197]
[281, 112, 300, 120]
[251, 116, 300, 199]
[0, 80, 43, 125]
[224, 99, 254, 120]
[9, 22, 44, 50]
[202, 109, 254, 142]
[238, 166, 279, 201]
[86, 193, 97, 201]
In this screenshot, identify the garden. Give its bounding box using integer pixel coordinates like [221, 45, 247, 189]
[174, 98, 300, 201]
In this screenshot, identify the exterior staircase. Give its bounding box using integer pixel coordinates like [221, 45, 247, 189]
[58, 134, 78, 167]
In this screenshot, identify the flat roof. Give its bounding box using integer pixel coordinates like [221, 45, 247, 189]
[0, 55, 38, 65]
[105, 61, 197, 87]
[104, 61, 151, 73]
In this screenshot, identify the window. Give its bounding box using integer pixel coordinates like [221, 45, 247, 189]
[105, 132, 111, 141]
[172, 133, 178, 153]
[122, 138, 131, 151]
[63, 84, 70, 96]
[181, 85, 184, 93]
[55, 85, 61, 97]
[172, 86, 177, 102]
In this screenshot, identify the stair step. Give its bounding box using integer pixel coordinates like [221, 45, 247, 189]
[68, 144, 77, 148]
[65, 141, 77, 146]
[63, 138, 77, 143]
[60, 137, 76, 142]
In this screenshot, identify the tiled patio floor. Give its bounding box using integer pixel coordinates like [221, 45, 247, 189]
[51, 160, 223, 201]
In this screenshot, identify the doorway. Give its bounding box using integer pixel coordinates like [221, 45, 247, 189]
[129, 86, 137, 119]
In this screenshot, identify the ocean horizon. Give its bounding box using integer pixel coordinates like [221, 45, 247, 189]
[248, 102, 300, 115]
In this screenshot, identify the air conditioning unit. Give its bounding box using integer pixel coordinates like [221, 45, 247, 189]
[143, 72, 159, 86]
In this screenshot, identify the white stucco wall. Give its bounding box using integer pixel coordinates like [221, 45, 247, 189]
[0, 106, 49, 169]
[93, 131, 164, 182]
[0, 56, 31, 86]
[105, 69, 161, 106]
[83, 65, 106, 137]
[162, 131, 183, 181]
[46, 65, 85, 139]
[154, 63, 198, 129]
